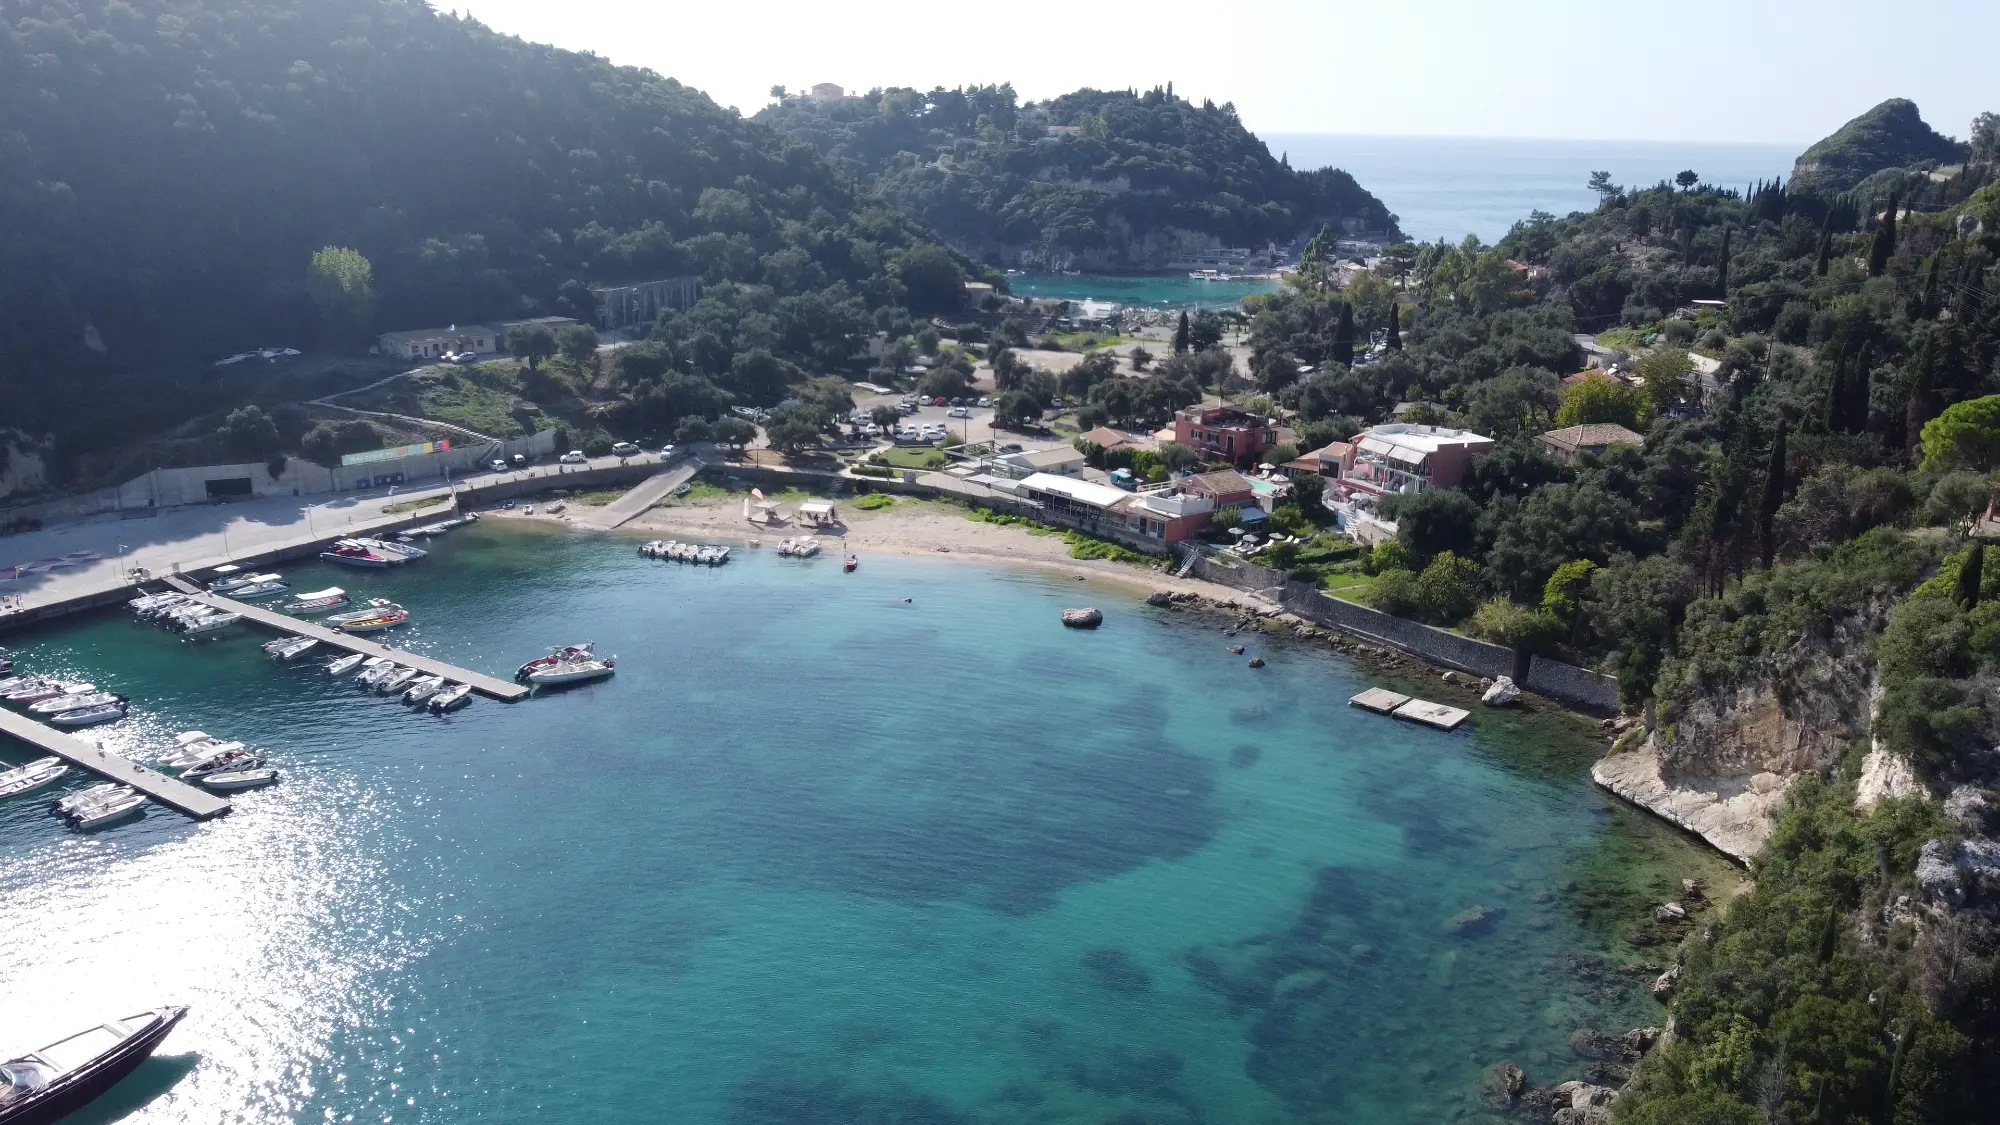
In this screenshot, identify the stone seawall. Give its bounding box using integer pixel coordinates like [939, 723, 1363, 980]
[1186, 553, 1622, 715]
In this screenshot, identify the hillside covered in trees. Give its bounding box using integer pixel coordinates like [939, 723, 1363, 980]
[1234, 99, 2000, 1122]
[755, 85, 1401, 270]
[0, 0, 966, 481]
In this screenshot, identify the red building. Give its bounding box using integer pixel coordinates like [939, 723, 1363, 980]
[1172, 405, 1280, 467]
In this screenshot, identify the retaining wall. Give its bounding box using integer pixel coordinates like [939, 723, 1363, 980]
[1186, 553, 1622, 714]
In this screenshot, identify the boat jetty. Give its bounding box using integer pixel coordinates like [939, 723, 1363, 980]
[1349, 687, 1470, 731]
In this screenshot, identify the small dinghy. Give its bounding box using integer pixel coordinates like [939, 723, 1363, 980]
[182, 749, 263, 781]
[278, 587, 349, 614]
[200, 768, 279, 791]
[0, 757, 68, 799]
[51, 700, 129, 727]
[844, 555, 858, 572]
[327, 653, 367, 676]
[71, 791, 147, 830]
[401, 675, 445, 705]
[428, 683, 473, 713]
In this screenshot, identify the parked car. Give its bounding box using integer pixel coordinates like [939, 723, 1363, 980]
[560, 450, 587, 464]
[489, 459, 509, 472]
[977, 396, 992, 407]
[998, 443, 1023, 453]
[658, 443, 676, 456]
[453, 352, 478, 365]
[947, 407, 970, 418]
[611, 441, 641, 458]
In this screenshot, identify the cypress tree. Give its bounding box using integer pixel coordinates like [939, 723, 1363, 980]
[1331, 301, 1356, 367]
[1759, 419, 1786, 569]
[1717, 227, 1731, 295]
[1386, 302, 1402, 351]
[1814, 215, 1834, 276]
[1959, 544, 1984, 609]
[1172, 310, 1190, 355]
[1909, 256, 1933, 319]
[1868, 192, 1898, 277]
[1922, 254, 1940, 317]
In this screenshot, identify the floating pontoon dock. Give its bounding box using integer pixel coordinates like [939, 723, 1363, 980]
[1349, 688, 1471, 731]
[0, 707, 232, 820]
[160, 577, 529, 702]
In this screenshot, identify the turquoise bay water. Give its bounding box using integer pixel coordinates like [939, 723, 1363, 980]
[0, 524, 1704, 1123]
[1261, 134, 1799, 244]
[1004, 272, 1279, 311]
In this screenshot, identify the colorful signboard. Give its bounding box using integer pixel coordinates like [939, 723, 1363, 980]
[341, 439, 451, 467]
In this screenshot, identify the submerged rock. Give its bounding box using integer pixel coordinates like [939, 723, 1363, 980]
[1246, 657, 1265, 668]
[1479, 1061, 1526, 1109]
[1062, 607, 1104, 629]
[1226, 644, 1245, 655]
[1445, 904, 1500, 936]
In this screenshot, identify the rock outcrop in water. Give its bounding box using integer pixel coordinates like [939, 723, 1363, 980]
[1062, 607, 1103, 629]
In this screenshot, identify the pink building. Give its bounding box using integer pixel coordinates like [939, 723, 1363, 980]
[1338, 424, 1493, 499]
[1172, 405, 1280, 467]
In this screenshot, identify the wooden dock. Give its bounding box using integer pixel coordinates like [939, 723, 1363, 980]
[160, 577, 529, 702]
[0, 707, 232, 820]
[1348, 688, 1471, 731]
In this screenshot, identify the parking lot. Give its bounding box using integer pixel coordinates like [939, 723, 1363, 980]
[852, 391, 1000, 447]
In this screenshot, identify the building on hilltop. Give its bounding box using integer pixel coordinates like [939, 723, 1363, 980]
[1337, 423, 1493, 499]
[1536, 423, 1646, 466]
[592, 277, 703, 332]
[808, 82, 846, 101]
[1172, 404, 1280, 467]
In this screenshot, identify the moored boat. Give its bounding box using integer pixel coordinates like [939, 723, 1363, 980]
[527, 655, 615, 686]
[70, 791, 147, 830]
[265, 636, 320, 662]
[50, 701, 128, 728]
[27, 691, 116, 716]
[350, 537, 426, 562]
[229, 579, 290, 600]
[844, 554, 858, 572]
[199, 768, 279, 791]
[514, 644, 595, 681]
[162, 739, 243, 768]
[0, 758, 68, 799]
[320, 541, 392, 568]
[54, 783, 122, 817]
[401, 675, 445, 704]
[326, 653, 366, 676]
[277, 587, 348, 614]
[6, 682, 92, 706]
[379, 667, 419, 695]
[0, 1003, 187, 1123]
[209, 568, 280, 593]
[428, 683, 473, 713]
[334, 606, 407, 633]
[179, 611, 241, 636]
[182, 749, 262, 781]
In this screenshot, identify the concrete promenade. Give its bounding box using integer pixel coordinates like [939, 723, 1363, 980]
[0, 707, 232, 820]
[570, 459, 701, 532]
[158, 577, 529, 702]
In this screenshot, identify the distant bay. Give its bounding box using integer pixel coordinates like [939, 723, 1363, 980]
[1261, 133, 1800, 244]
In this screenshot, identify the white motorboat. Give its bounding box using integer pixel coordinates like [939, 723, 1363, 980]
[7, 681, 92, 705]
[55, 782, 125, 816]
[200, 767, 279, 791]
[182, 749, 263, 781]
[320, 541, 393, 568]
[29, 691, 120, 715]
[265, 636, 320, 662]
[208, 569, 280, 593]
[230, 579, 290, 600]
[358, 662, 400, 689]
[327, 653, 367, 676]
[162, 739, 244, 768]
[401, 675, 445, 704]
[351, 537, 426, 562]
[0, 757, 68, 798]
[379, 667, 420, 695]
[180, 612, 241, 636]
[52, 701, 129, 727]
[278, 586, 349, 614]
[527, 656, 616, 685]
[428, 683, 473, 713]
[515, 644, 595, 681]
[0, 675, 37, 694]
[72, 791, 147, 830]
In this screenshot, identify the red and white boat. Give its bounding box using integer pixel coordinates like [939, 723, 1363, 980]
[320, 541, 393, 568]
[515, 644, 595, 682]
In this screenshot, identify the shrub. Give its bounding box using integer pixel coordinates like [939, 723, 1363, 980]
[854, 492, 895, 510]
[1364, 568, 1420, 616]
[1414, 550, 1481, 625]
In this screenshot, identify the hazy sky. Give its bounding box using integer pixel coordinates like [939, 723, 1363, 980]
[461, 0, 1997, 145]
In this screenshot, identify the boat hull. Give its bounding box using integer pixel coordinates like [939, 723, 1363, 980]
[319, 552, 389, 569]
[0, 1006, 187, 1125]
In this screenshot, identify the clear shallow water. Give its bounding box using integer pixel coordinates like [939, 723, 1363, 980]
[1004, 272, 1280, 312]
[0, 523, 1717, 1123]
[1261, 134, 1799, 244]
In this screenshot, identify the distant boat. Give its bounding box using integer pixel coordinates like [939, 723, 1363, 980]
[348, 537, 426, 563]
[0, 1004, 189, 1124]
[6, 682, 92, 705]
[0, 757, 67, 799]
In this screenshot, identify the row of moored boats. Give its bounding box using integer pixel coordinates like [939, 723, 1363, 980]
[637, 540, 731, 565]
[0, 674, 129, 727]
[329, 652, 475, 711]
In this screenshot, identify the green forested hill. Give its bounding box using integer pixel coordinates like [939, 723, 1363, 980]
[1790, 98, 1968, 196]
[0, 0, 947, 464]
[755, 85, 1401, 269]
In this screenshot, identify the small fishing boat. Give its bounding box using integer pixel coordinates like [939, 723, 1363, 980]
[277, 587, 348, 614]
[265, 636, 320, 662]
[527, 655, 616, 686]
[327, 599, 407, 633]
[180, 611, 241, 636]
[401, 675, 445, 705]
[71, 791, 147, 830]
[320, 541, 393, 568]
[7, 682, 92, 706]
[844, 555, 858, 573]
[29, 691, 120, 715]
[326, 653, 366, 676]
[514, 644, 595, 681]
[182, 749, 263, 781]
[379, 667, 420, 695]
[229, 579, 290, 600]
[0, 757, 68, 799]
[51, 701, 128, 728]
[428, 683, 473, 713]
[200, 768, 279, 792]
[0, 1005, 188, 1125]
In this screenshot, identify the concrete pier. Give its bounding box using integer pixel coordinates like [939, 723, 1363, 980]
[0, 708, 232, 820]
[160, 577, 529, 702]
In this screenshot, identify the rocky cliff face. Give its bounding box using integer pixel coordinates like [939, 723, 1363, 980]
[1594, 618, 1878, 862]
